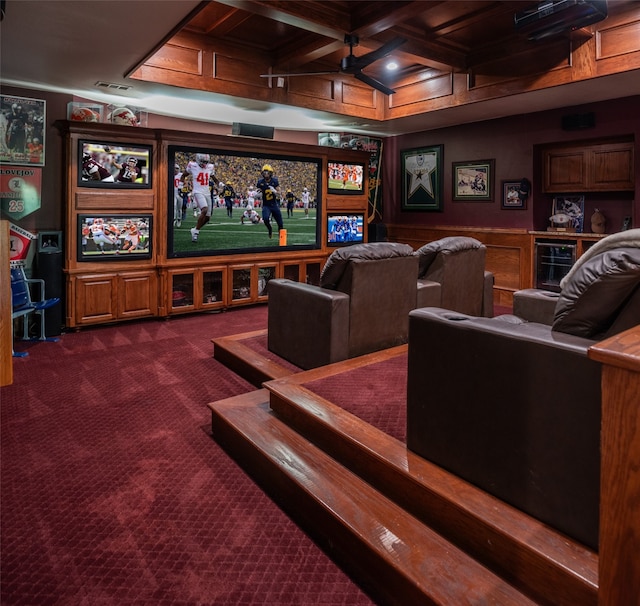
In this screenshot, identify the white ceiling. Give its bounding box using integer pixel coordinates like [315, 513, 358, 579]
[2, 0, 639, 137]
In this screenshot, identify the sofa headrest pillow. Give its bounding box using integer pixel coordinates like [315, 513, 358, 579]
[553, 247, 640, 338]
[320, 242, 414, 289]
[414, 236, 484, 278]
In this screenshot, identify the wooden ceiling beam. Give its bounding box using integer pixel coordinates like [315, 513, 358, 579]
[349, 1, 446, 38]
[212, 0, 350, 40]
[200, 6, 253, 36]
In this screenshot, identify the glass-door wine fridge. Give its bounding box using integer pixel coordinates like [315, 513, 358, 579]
[534, 239, 576, 292]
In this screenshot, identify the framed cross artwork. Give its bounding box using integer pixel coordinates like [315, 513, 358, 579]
[401, 145, 444, 211]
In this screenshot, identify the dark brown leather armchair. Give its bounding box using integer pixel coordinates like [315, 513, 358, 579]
[406, 233, 640, 550]
[268, 242, 418, 370]
[414, 236, 494, 316]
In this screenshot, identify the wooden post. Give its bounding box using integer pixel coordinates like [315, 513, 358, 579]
[589, 327, 640, 605]
[1, 220, 13, 386]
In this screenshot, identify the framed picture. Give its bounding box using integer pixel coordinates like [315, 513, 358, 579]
[0, 94, 46, 166]
[38, 230, 62, 252]
[452, 159, 494, 201]
[501, 179, 526, 209]
[401, 145, 444, 211]
[551, 195, 584, 232]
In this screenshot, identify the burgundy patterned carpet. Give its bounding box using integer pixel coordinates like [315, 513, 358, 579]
[304, 356, 408, 443]
[2, 307, 374, 605]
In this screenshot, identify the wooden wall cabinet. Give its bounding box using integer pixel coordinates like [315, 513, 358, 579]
[71, 270, 157, 327]
[167, 266, 226, 314]
[543, 139, 635, 193]
[58, 121, 368, 328]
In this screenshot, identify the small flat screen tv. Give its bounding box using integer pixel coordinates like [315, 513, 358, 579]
[327, 161, 365, 195]
[168, 145, 322, 258]
[327, 213, 364, 246]
[78, 140, 152, 188]
[77, 214, 152, 261]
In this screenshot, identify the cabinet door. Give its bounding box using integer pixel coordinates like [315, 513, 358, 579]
[282, 262, 301, 282]
[256, 264, 277, 301]
[588, 142, 635, 191]
[169, 271, 195, 311]
[201, 268, 225, 308]
[543, 148, 587, 192]
[229, 265, 253, 304]
[118, 271, 157, 319]
[304, 261, 322, 286]
[74, 274, 118, 325]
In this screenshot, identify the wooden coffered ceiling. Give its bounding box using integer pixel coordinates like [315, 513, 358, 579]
[1, 1, 639, 136]
[130, 0, 640, 132]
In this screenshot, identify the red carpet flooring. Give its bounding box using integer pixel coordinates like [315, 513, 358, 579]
[304, 355, 408, 443]
[2, 307, 374, 605]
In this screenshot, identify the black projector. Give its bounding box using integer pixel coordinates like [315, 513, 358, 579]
[514, 0, 608, 40]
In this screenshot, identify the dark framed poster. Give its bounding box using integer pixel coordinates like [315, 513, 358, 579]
[0, 94, 46, 167]
[401, 145, 443, 211]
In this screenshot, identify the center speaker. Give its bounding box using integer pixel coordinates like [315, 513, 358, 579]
[232, 122, 275, 139]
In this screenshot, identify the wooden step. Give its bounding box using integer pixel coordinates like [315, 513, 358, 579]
[262, 356, 598, 606]
[209, 390, 540, 606]
[212, 329, 297, 387]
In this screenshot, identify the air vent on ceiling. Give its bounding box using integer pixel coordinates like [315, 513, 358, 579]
[95, 81, 132, 92]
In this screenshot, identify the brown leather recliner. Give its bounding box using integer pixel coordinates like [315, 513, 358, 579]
[406, 231, 640, 550]
[268, 242, 419, 370]
[414, 236, 494, 316]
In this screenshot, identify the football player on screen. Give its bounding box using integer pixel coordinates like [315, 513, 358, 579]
[186, 153, 215, 242]
[82, 151, 114, 182]
[114, 156, 141, 183]
[256, 164, 283, 239]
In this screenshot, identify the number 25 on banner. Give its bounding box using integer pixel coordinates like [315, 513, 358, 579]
[0, 166, 42, 220]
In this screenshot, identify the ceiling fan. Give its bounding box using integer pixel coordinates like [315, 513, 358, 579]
[260, 34, 406, 95]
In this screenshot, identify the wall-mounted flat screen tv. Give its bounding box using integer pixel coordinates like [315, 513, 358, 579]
[327, 213, 365, 246]
[78, 140, 152, 188]
[327, 161, 365, 195]
[77, 214, 152, 261]
[168, 145, 321, 258]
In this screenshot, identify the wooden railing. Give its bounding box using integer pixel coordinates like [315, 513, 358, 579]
[589, 326, 640, 605]
[1, 220, 12, 386]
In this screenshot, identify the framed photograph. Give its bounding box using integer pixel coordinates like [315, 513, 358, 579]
[0, 94, 46, 166]
[551, 195, 584, 233]
[501, 179, 526, 209]
[452, 159, 494, 201]
[38, 230, 62, 252]
[78, 140, 152, 189]
[401, 145, 444, 211]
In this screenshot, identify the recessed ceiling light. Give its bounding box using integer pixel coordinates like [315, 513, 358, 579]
[386, 61, 399, 71]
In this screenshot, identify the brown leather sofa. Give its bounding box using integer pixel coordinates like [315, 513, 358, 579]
[406, 233, 640, 550]
[268, 242, 420, 370]
[414, 236, 494, 316]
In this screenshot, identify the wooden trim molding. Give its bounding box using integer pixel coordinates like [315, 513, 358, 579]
[589, 326, 640, 605]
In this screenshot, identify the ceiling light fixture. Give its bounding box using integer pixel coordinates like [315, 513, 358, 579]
[386, 61, 399, 71]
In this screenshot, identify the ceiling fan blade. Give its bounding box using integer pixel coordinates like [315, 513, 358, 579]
[260, 71, 340, 78]
[351, 37, 406, 70]
[354, 72, 396, 95]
